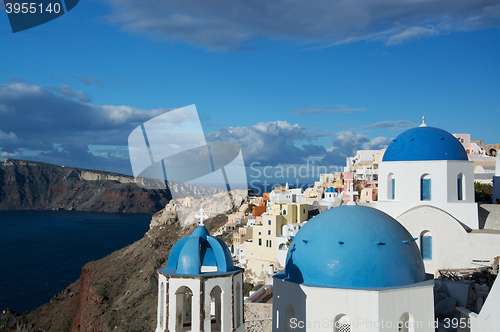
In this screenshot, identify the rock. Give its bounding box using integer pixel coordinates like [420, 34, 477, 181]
[0, 158, 226, 214]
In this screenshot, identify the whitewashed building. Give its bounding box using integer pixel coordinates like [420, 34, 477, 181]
[374, 121, 500, 273]
[268, 183, 304, 206]
[155, 215, 245, 332]
[272, 204, 435, 331]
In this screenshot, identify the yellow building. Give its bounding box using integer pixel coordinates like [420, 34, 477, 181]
[233, 226, 253, 245]
[270, 203, 308, 224]
[243, 203, 308, 282]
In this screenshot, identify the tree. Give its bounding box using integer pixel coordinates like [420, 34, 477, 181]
[245, 203, 255, 214]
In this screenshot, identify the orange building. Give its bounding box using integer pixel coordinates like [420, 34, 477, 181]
[252, 193, 269, 217]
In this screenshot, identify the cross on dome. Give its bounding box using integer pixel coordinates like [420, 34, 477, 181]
[195, 208, 209, 226]
[420, 116, 427, 127]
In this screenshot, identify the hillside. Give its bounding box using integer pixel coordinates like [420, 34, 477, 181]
[0, 159, 222, 214]
[0, 198, 242, 332]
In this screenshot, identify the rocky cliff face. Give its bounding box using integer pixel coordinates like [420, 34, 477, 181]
[0, 195, 243, 332]
[0, 159, 223, 214]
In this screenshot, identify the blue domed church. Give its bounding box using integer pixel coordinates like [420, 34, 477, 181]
[272, 204, 435, 331]
[374, 120, 500, 274]
[155, 212, 245, 332]
[376, 119, 478, 231]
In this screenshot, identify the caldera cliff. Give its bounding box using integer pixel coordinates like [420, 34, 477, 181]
[0, 159, 222, 214]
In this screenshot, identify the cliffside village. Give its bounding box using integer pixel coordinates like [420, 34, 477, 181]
[217, 130, 500, 285]
[154, 122, 500, 332]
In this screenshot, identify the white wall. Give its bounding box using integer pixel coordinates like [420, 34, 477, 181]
[396, 206, 500, 274]
[275, 236, 289, 267]
[232, 273, 245, 332]
[377, 160, 478, 229]
[155, 273, 168, 332]
[273, 278, 434, 331]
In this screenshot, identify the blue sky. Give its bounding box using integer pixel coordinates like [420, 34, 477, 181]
[0, 0, 499, 180]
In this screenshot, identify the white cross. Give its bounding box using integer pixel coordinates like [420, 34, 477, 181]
[195, 208, 209, 226]
[420, 115, 427, 127]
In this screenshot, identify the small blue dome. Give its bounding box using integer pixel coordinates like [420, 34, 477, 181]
[383, 126, 467, 162]
[165, 225, 236, 275]
[325, 187, 335, 193]
[282, 205, 426, 288]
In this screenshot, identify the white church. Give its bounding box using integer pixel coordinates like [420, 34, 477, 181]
[272, 203, 435, 332]
[154, 210, 245, 332]
[374, 120, 500, 273]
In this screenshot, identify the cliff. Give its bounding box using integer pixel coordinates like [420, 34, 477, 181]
[0, 159, 223, 214]
[0, 195, 244, 332]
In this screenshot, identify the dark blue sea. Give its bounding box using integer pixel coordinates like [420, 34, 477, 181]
[0, 210, 152, 313]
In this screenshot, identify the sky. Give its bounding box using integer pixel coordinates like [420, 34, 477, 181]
[0, 0, 499, 185]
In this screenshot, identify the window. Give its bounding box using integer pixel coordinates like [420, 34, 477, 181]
[259, 238, 262, 246]
[268, 220, 271, 225]
[398, 312, 414, 332]
[268, 230, 271, 235]
[420, 174, 431, 201]
[159, 283, 165, 329]
[285, 305, 295, 332]
[457, 173, 464, 200]
[420, 231, 432, 260]
[210, 286, 222, 331]
[303, 208, 306, 214]
[388, 173, 395, 200]
[175, 286, 193, 331]
[269, 240, 272, 247]
[235, 282, 242, 328]
[283, 209, 287, 215]
[259, 232, 261, 235]
[334, 314, 351, 332]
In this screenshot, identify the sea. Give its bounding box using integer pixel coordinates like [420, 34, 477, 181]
[0, 210, 152, 313]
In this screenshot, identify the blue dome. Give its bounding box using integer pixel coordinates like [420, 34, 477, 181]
[282, 205, 426, 288]
[325, 187, 335, 193]
[383, 126, 468, 162]
[165, 225, 236, 275]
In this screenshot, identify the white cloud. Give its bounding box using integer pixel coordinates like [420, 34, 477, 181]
[50, 84, 92, 103]
[208, 123, 390, 167]
[73, 76, 104, 88]
[103, 0, 500, 51]
[0, 103, 15, 115]
[363, 120, 418, 130]
[329, 130, 391, 159]
[385, 27, 438, 46]
[0, 130, 21, 144]
[0, 82, 393, 174]
[0, 82, 169, 174]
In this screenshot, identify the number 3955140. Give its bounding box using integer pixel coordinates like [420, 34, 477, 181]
[5, 2, 61, 14]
